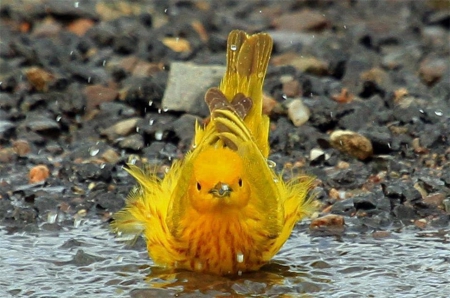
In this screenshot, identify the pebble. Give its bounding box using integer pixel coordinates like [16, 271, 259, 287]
[273, 9, 329, 32]
[287, 99, 310, 127]
[25, 67, 55, 92]
[101, 117, 142, 141]
[118, 134, 144, 151]
[162, 62, 225, 117]
[29, 165, 50, 183]
[25, 115, 60, 134]
[329, 130, 373, 160]
[84, 84, 119, 112]
[310, 214, 345, 236]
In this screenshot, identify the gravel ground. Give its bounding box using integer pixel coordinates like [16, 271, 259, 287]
[0, 0, 449, 238]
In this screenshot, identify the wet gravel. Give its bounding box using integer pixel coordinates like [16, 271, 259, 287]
[0, 0, 449, 290]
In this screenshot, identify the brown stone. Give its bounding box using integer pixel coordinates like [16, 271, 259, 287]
[423, 192, 445, 208]
[29, 164, 50, 183]
[162, 37, 191, 52]
[12, 140, 31, 156]
[67, 18, 95, 36]
[84, 85, 118, 111]
[26, 67, 55, 92]
[273, 9, 329, 32]
[330, 130, 373, 160]
[282, 79, 301, 97]
[419, 57, 448, 86]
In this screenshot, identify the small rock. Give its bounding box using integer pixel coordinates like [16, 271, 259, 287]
[262, 93, 278, 115]
[0, 148, 16, 163]
[414, 219, 428, 229]
[273, 9, 329, 32]
[329, 130, 373, 160]
[25, 115, 60, 134]
[84, 84, 118, 112]
[309, 148, 329, 163]
[282, 79, 301, 97]
[423, 192, 445, 208]
[272, 53, 329, 76]
[419, 56, 448, 86]
[162, 37, 191, 53]
[393, 204, 416, 220]
[29, 164, 50, 183]
[310, 214, 345, 236]
[287, 99, 310, 127]
[101, 148, 120, 164]
[101, 117, 142, 140]
[12, 140, 31, 156]
[67, 18, 95, 37]
[25, 67, 55, 92]
[162, 62, 225, 117]
[331, 88, 354, 103]
[372, 231, 391, 239]
[118, 134, 144, 151]
[330, 198, 355, 216]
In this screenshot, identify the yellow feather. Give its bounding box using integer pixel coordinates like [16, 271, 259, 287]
[111, 30, 317, 276]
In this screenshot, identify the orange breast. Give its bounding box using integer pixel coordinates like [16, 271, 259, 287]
[173, 210, 272, 275]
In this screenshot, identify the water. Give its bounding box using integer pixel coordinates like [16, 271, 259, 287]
[1, 220, 449, 297]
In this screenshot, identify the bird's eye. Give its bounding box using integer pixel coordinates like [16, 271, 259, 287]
[238, 178, 243, 187]
[196, 182, 202, 191]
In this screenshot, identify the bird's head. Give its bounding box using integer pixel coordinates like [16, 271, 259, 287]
[189, 147, 250, 212]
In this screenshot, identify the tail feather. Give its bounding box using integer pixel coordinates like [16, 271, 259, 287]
[218, 30, 273, 157]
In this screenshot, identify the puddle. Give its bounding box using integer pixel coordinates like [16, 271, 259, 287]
[1, 220, 449, 297]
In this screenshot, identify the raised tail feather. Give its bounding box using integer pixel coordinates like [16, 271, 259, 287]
[195, 30, 273, 157]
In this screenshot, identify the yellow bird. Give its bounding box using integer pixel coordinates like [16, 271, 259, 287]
[111, 30, 316, 275]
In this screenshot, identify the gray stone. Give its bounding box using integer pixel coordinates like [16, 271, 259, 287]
[162, 62, 225, 117]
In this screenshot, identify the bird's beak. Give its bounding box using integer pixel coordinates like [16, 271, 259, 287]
[209, 182, 232, 197]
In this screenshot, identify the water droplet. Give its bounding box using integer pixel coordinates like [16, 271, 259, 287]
[435, 110, 443, 116]
[164, 167, 170, 173]
[158, 108, 162, 113]
[273, 177, 279, 183]
[236, 252, 244, 263]
[87, 77, 92, 83]
[282, 94, 288, 100]
[163, 107, 169, 112]
[74, 2, 79, 8]
[100, 163, 106, 169]
[47, 211, 57, 224]
[148, 100, 153, 106]
[257, 72, 264, 78]
[149, 119, 154, 125]
[102, 60, 106, 66]
[70, 50, 74, 56]
[387, 142, 391, 149]
[136, 126, 140, 132]
[56, 115, 62, 122]
[343, 25, 347, 29]
[89, 148, 100, 156]
[419, 109, 424, 114]
[155, 130, 163, 140]
[267, 160, 276, 168]
[230, 44, 237, 51]
[192, 143, 197, 149]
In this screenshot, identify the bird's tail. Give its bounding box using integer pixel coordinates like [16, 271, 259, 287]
[220, 30, 273, 157]
[195, 30, 273, 157]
